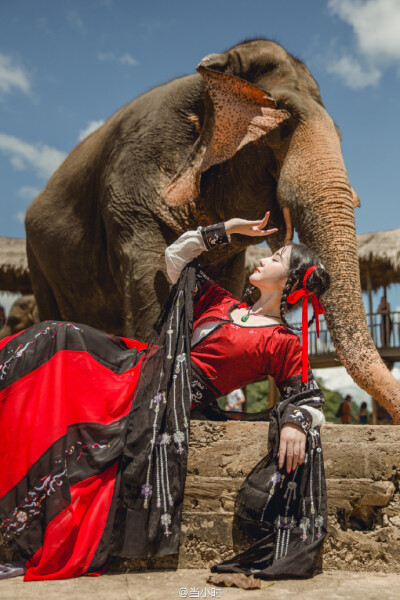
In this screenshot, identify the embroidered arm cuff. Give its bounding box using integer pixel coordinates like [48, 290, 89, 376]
[200, 222, 231, 250]
[281, 405, 313, 434]
[278, 373, 326, 431]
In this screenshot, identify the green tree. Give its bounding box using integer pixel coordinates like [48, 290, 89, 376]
[218, 377, 361, 423]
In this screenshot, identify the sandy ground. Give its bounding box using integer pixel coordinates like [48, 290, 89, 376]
[1, 569, 399, 600]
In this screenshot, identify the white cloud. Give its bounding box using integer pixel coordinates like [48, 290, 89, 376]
[15, 211, 25, 224]
[328, 0, 400, 88]
[67, 11, 85, 33]
[97, 51, 138, 67]
[17, 185, 40, 200]
[0, 133, 66, 179]
[313, 365, 373, 407]
[0, 53, 30, 95]
[97, 52, 115, 62]
[329, 0, 400, 61]
[78, 119, 105, 141]
[327, 55, 381, 89]
[120, 52, 138, 66]
[138, 18, 178, 36]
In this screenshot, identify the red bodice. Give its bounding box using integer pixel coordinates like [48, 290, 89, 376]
[190, 280, 308, 397]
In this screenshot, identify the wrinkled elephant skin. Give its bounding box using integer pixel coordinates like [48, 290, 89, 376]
[25, 39, 400, 420]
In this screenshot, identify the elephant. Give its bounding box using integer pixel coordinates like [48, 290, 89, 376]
[0, 295, 39, 339]
[25, 38, 400, 420]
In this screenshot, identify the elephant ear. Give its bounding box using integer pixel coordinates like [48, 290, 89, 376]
[164, 66, 290, 206]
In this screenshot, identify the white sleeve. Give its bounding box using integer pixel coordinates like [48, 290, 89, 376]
[164, 227, 207, 284]
[302, 406, 326, 427]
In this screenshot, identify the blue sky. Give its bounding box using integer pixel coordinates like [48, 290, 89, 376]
[1, 0, 400, 402]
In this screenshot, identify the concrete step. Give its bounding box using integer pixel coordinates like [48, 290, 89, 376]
[3, 570, 400, 600]
[1, 423, 400, 574]
[118, 423, 400, 574]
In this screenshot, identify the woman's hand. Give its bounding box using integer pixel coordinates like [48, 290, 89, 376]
[278, 423, 306, 473]
[225, 212, 278, 237]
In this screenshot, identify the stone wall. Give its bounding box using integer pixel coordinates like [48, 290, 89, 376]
[2, 422, 400, 573]
[178, 422, 400, 573]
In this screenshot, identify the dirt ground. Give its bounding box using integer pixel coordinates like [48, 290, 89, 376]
[1, 569, 400, 600]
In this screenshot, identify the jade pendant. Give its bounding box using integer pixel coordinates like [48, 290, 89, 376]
[241, 314, 250, 322]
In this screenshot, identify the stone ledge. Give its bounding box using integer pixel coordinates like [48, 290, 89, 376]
[1, 423, 400, 573]
[182, 476, 395, 514]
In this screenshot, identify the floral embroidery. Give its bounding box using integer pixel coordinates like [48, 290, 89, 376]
[282, 407, 312, 434]
[191, 378, 206, 406]
[0, 470, 66, 540]
[0, 322, 83, 382]
[64, 441, 111, 463]
[278, 372, 320, 400]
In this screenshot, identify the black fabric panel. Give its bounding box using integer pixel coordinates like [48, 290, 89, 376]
[0, 420, 127, 561]
[0, 321, 144, 391]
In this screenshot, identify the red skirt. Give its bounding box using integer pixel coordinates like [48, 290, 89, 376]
[0, 321, 147, 581]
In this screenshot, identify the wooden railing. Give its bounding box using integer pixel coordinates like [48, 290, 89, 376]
[304, 312, 400, 356]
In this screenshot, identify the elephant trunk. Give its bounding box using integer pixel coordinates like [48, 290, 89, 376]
[277, 108, 400, 421]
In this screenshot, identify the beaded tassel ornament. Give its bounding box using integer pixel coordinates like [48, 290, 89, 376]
[274, 464, 299, 560]
[272, 427, 324, 561]
[140, 289, 191, 537]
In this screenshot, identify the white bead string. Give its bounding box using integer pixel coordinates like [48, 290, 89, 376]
[159, 439, 167, 513]
[155, 444, 161, 508]
[162, 442, 173, 507]
[274, 515, 281, 561]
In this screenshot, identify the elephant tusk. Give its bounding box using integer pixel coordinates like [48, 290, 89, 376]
[283, 207, 293, 243]
[351, 187, 360, 208]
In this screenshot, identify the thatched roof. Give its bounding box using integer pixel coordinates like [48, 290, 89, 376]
[1, 228, 399, 295]
[0, 237, 32, 293]
[357, 228, 400, 291]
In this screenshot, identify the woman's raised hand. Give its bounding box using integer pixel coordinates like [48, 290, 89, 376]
[224, 212, 278, 237]
[278, 423, 306, 473]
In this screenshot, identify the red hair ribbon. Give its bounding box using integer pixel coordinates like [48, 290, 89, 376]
[286, 265, 325, 383]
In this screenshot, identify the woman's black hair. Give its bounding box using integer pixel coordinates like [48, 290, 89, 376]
[360, 401, 368, 410]
[279, 241, 331, 331]
[242, 241, 331, 331]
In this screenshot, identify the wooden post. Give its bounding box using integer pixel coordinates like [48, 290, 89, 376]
[242, 386, 248, 413]
[268, 376, 280, 407]
[366, 268, 374, 343]
[383, 285, 391, 347]
[371, 398, 378, 425]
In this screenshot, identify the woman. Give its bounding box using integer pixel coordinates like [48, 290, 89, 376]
[0, 213, 330, 581]
[357, 401, 369, 425]
[377, 296, 392, 347]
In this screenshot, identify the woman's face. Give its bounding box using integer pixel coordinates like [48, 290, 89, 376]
[249, 245, 292, 293]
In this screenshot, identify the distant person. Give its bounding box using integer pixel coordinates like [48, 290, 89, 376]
[357, 401, 369, 425]
[0, 305, 5, 329]
[338, 395, 356, 424]
[226, 387, 246, 412]
[377, 296, 392, 347]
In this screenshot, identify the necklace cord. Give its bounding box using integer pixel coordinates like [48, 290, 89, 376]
[238, 303, 282, 323]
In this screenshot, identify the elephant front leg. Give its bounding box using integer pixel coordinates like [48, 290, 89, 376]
[121, 250, 172, 342]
